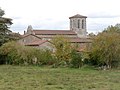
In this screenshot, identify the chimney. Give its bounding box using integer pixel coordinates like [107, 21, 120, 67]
[24, 31, 26, 35]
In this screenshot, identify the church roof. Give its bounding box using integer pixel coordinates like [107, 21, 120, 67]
[33, 30, 77, 35]
[69, 14, 87, 19]
[69, 37, 92, 43]
[21, 34, 42, 39]
[25, 40, 48, 46]
[25, 37, 91, 46]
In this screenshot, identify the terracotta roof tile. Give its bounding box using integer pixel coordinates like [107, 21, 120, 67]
[25, 40, 48, 46]
[68, 37, 92, 43]
[69, 14, 87, 19]
[21, 34, 41, 39]
[21, 34, 30, 38]
[33, 30, 76, 35]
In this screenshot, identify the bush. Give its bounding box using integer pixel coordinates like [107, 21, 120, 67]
[0, 41, 29, 65]
[36, 49, 56, 65]
[70, 50, 83, 68]
[0, 41, 56, 65]
[0, 55, 7, 64]
[89, 27, 120, 69]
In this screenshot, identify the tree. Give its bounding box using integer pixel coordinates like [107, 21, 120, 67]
[70, 49, 83, 68]
[51, 35, 73, 66]
[0, 8, 13, 46]
[90, 25, 120, 69]
[0, 8, 4, 17]
[103, 25, 120, 33]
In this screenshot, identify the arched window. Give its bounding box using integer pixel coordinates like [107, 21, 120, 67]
[73, 20, 75, 27]
[82, 20, 84, 29]
[70, 20, 72, 29]
[78, 20, 80, 28]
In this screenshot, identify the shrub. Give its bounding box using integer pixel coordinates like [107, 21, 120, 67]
[36, 49, 55, 65]
[0, 41, 55, 65]
[51, 35, 73, 66]
[70, 50, 83, 68]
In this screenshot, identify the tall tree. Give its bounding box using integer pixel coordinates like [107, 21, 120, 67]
[51, 35, 73, 66]
[0, 8, 13, 46]
[0, 8, 4, 17]
[90, 25, 120, 69]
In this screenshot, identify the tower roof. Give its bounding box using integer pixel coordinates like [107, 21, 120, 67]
[69, 14, 87, 19]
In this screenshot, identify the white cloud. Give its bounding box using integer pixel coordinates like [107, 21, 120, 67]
[0, 0, 120, 34]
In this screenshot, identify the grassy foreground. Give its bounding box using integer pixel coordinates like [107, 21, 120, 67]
[0, 65, 120, 90]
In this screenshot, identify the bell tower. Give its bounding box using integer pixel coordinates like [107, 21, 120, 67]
[26, 25, 34, 34]
[69, 14, 87, 37]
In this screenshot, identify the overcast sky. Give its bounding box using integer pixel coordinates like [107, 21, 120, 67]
[0, 0, 120, 34]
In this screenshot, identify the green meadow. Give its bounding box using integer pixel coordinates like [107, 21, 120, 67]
[0, 65, 120, 90]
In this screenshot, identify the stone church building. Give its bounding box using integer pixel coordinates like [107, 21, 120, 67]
[19, 14, 91, 51]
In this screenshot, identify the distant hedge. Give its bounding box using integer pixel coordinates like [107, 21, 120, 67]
[0, 41, 84, 68]
[0, 41, 55, 65]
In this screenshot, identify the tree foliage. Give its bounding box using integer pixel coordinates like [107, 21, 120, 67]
[0, 8, 15, 46]
[90, 25, 120, 69]
[0, 37, 85, 68]
[0, 41, 55, 65]
[70, 50, 83, 68]
[0, 8, 5, 17]
[51, 35, 73, 66]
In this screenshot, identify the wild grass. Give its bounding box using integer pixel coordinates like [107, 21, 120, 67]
[0, 65, 120, 90]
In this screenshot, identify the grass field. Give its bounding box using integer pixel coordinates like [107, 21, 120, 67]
[0, 65, 120, 90]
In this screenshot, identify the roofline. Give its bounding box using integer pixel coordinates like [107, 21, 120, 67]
[33, 30, 77, 35]
[20, 34, 42, 40]
[35, 34, 77, 35]
[25, 40, 52, 46]
[69, 14, 87, 19]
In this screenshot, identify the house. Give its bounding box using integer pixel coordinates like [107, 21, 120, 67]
[19, 14, 92, 51]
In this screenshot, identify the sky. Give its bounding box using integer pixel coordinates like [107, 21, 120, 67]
[0, 0, 120, 34]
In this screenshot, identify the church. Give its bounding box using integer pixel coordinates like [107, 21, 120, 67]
[18, 14, 91, 51]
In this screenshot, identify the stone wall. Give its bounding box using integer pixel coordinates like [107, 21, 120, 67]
[18, 35, 41, 45]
